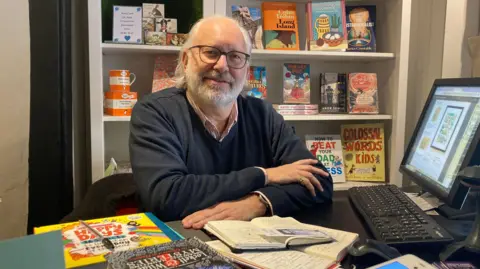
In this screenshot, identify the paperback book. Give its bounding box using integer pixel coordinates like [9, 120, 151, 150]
[232, 5, 264, 49]
[346, 5, 376, 52]
[306, 135, 346, 183]
[262, 2, 299, 50]
[246, 66, 267, 99]
[320, 73, 347, 113]
[283, 63, 311, 104]
[348, 73, 379, 114]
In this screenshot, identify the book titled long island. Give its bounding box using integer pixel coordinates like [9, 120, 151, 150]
[306, 135, 346, 183]
[341, 123, 386, 182]
[34, 213, 183, 268]
[106, 237, 240, 269]
[262, 2, 299, 50]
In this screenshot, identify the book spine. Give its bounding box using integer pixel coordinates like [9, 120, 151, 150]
[277, 109, 318, 115]
[146, 212, 184, 240]
[273, 104, 318, 110]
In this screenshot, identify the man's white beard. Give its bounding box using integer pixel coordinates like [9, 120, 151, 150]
[185, 62, 245, 107]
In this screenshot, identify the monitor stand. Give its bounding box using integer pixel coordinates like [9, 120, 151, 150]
[437, 201, 476, 220]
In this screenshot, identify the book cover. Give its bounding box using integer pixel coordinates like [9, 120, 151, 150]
[283, 63, 311, 104]
[348, 73, 379, 114]
[307, 1, 347, 51]
[152, 55, 177, 92]
[341, 123, 386, 182]
[346, 5, 376, 52]
[34, 213, 183, 268]
[306, 135, 346, 183]
[232, 5, 264, 49]
[246, 66, 267, 99]
[262, 2, 299, 50]
[320, 73, 347, 113]
[145, 31, 166, 45]
[106, 237, 240, 269]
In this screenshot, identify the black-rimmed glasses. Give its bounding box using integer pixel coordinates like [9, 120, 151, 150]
[189, 45, 250, 69]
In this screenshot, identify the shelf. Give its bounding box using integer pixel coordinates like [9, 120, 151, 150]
[104, 114, 392, 122]
[281, 114, 392, 121]
[333, 181, 387, 191]
[101, 43, 394, 61]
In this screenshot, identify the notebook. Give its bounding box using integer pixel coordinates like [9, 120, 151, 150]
[204, 216, 354, 253]
[205, 217, 359, 269]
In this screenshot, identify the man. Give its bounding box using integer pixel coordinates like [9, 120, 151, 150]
[129, 16, 333, 230]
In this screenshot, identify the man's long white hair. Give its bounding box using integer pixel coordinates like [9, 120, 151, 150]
[174, 15, 253, 90]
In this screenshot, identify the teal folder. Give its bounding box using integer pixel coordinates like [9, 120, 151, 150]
[0, 230, 65, 269]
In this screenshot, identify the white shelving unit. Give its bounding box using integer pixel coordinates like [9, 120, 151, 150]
[88, 0, 412, 190]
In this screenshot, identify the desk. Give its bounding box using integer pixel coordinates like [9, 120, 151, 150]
[167, 191, 479, 268]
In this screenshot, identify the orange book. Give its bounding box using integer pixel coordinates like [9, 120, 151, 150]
[262, 2, 299, 50]
[104, 91, 137, 116]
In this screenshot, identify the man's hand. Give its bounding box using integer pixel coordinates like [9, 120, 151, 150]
[266, 159, 328, 196]
[182, 194, 267, 229]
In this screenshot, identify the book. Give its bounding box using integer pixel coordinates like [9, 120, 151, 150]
[34, 213, 183, 268]
[283, 63, 310, 104]
[204, 216, 334, 251]
[341, 123, 386, 182]
[273, 104, 318, 110]
[346, 5, 376, 52]
[106, 237, 240, 269]
[348, 73, 379, 114]
[306, 1, 347, 51]
[320, 73, 347, 113]
[152, 55, 177, 92]
[262, 2, 299, 50]
[206, 216, 359, 269]
[232, 5, 264, 49]
[276, 109, 318, 115]
[246, 66, 267, 99]
[145, 31, 166, 45]
[166, 33, 188, 46]
[306, 135, 346, 183]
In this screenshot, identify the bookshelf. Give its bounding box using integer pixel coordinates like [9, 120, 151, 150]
[88, 0, 412, 190]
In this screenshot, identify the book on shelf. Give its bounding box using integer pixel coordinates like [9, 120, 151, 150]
[246, 66, 267, 99]
[283, 63, 311, 104]
[273, 104, 318, 110]
[276, 109, 318, 115]
[232, 5, 264, 49]
[155, 18, 177, 33]
[34, 213, 183, 268]
[152, 55, 177, 92]
[142, 3, 164, 19]
[206, 216, 359, 269]
[306, 0, 347, 51]
[341, 123, 386, 182]
[348, 73, 379, 114]
[320, 73, 347, 113]
[204, 216, 333, 251]
[106, 237, 239, 269]
[306, 134, 346, 183]
[346, 5, 376, 52]
[262, 2, 299, 50]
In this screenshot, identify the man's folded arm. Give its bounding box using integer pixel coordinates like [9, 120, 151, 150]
[129, 101, 265, 221]
[257, 104, 334, 216]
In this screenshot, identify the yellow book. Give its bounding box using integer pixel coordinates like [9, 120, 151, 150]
[341, 123, 386, 182]
[34, 213, 183, 268]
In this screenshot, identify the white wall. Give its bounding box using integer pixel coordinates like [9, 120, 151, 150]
[0, 0, 30, 239]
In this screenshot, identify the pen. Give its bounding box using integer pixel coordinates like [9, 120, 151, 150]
[79, 220, 115, 251]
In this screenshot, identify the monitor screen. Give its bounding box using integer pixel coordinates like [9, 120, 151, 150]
[403, 85, 480, 196]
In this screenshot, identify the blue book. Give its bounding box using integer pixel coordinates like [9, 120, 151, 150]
[346, 5, 376, 52]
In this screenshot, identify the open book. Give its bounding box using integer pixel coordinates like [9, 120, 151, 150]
[204, 216, 355, 253]
[205, 216, 359, 269]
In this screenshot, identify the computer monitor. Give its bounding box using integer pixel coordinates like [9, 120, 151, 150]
[400, 78, 480, 210]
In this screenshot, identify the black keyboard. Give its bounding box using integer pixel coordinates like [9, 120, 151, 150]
[348, 185, 454, 245]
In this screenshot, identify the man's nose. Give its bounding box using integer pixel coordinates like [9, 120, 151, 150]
[214, 55, 229, 73]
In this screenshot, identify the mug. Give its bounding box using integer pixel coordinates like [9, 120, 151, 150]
[109, 70, 136, 92]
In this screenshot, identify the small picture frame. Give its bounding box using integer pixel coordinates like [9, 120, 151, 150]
[155, 18, 177, 33]
[166, 33, 188, 46]
[142, 3, 164, 18]
[142, 18, 155, 32]
[145, 32, 167, 45]
[113, 6, 143, 44]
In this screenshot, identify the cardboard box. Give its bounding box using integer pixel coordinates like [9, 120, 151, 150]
[104, 91, 137, 116]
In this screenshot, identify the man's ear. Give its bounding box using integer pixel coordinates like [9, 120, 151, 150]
[182, 51, 188, 70]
